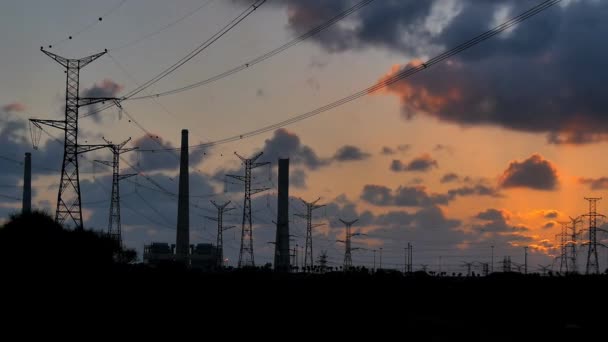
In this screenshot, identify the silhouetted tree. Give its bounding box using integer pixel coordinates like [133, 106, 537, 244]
[0, 210, 136, 272]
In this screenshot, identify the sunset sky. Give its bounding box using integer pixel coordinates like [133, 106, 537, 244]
[2, 0, 608, 273]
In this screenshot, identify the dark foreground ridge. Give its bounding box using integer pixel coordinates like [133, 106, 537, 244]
[1, 212, 605, 340]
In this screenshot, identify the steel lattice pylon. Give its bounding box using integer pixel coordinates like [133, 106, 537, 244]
[206, 200, 235, 268]
[95, 138, 136, 245]
[295, 198, 325, 270]
[556, 222, 569, 274]
[227, 152, 269, 268]
[30, 48, 120, 229]
[338, 219, 359, 271]
[583, 198, 605, 274]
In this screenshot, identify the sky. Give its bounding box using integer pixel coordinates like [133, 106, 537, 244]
[2, 0, 608, 273]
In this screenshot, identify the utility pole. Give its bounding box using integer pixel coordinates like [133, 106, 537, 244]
[379, 247, 383, 269]
[402, 248, 405, 273]
[294, 243, 299, 270]
[94, 137, 136, 246]
[524, 246, 528, 275]
[407, 242, 413, 273]
[226, 152, 269, 268]
[295, 197, 325, 270]
[205, 200, 235, 268]
[583, 197, 605, 274]
[337, 219, 360, 271]
[30, 48, 120, 229]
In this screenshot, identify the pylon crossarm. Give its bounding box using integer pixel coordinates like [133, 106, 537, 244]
[94, 160, 113, 168]
[226, 174, 246, 182]
[223, 225, 236, 231]
[79, 97, 120, 108]
[119, 147, 138, 155]
[118, 174, 137, 181]
[251, 187, 270, 195]
[252, 162, 270, 169]
[29, 119, 66, 131]
[40, 48, 69, 67]
[77, 144, 110, 155]
[77, 50, 108, 68]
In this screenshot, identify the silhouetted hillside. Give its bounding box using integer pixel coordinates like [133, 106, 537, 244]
[0, 210, 136, 271]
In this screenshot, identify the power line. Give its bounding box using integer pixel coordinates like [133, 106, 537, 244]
[115, 0, 562, 152]
[47, 0, 129, 48]
[81, 0, 266, 116]
[128, 0, 377, 100]
[109, 0, 216, 51]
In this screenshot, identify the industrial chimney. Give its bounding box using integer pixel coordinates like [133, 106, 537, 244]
[274, 158, 290, 272]
[175, 129, 190, 262]
[22, 152, 31, 214]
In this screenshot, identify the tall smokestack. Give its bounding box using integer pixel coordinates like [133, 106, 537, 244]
[176, 129, 190, 261]
[274, 158, 290, 272]
[22, 152, 31, 214]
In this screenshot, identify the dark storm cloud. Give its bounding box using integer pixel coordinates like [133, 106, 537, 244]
[446, 184, 501, 199]
[333, 145, 371, 162]
[130, 134, 206, 172]
[381, 146, 396, 155]
[473, 208, 529, 234]
[371, 1, 608, 144]
[259, 129, 329, 170]
[390, 154, 438, 172]
[257, 1, 608, 144]
[81, 79, 123, 122]
[0, 108, 64, 179]
[544, 210, 558, 219]
[290, 169, 307, 189]
[543, 221, 555, 229]
[499, 154, 559, 191]
[381, 144, 410, 155]
[440, 172, 459, 183]
[579, 177, 608, 191]
[361, 182, 499, 208]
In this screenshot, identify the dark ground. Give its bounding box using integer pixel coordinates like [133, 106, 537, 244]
[1, 212, 604, 340]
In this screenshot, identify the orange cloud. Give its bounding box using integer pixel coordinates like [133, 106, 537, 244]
[2, 102, 26, 113]
[372, 62, 461, 118]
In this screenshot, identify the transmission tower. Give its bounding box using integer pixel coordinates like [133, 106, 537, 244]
[583, 197, 606, 274]
[205, 200, 235, 268]
[501, 256, 512, 273]
[556, 222, 569, 274]
[295, 197, 325, 270]
[462, 262, 474, 277]
[337, 218, 361, 271]
[30, 48, 121, 229]
[227, 152, 269, 268]
[94, 137, 136, 245]
[406, 242, 413, 273]
[538, 264, 552, 276]
[568, 216, 583, 274]
[317, 250, 328, 273]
